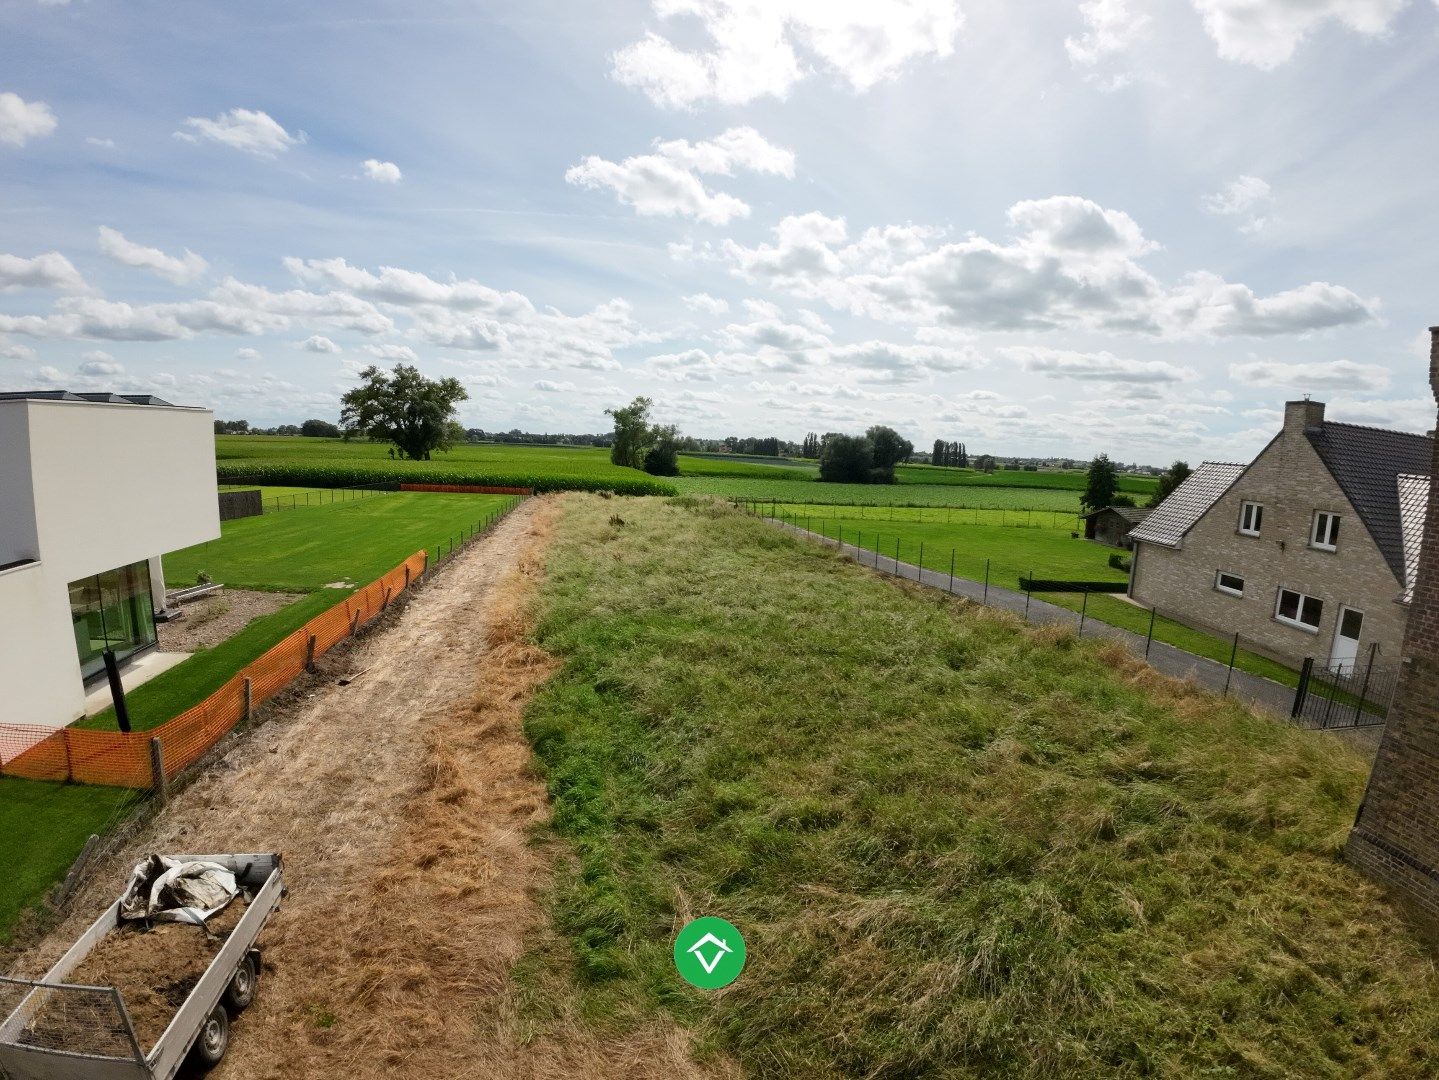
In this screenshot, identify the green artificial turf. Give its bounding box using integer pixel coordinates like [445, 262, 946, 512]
[518, 494, 1439, 1078]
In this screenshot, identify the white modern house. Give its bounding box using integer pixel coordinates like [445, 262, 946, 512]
[0, 391, 219, 730]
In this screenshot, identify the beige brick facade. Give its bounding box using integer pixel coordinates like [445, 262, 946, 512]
[1130, 402, 1410, 670]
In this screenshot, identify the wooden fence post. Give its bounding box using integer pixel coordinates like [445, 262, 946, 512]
[305, 634, 317, 673]
[149, 738, 168, 804]
[381, 586, 393, 610]
[350, 609, 361, 635]
[243, 677, 252, 722]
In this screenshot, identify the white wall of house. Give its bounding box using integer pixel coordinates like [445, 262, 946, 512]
[0, 397, 220, 731]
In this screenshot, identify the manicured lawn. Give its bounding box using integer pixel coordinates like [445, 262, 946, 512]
[520, 494, 1439, 1077]
[166, 492, 516, 592]
[779, 505, 1298, 685]
[0, 778, 138, 941]
[215, 435, 671, 495]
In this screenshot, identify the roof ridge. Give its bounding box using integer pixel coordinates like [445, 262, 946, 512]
[1321, 419, 1434, 441]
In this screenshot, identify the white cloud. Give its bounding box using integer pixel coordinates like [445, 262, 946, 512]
[1065, 0, 1149, 89]
[533, 379, 575, 392]
[363, 342, 419, 362]
[1202, 175, 1273, 233]
[98, 227, 209, 284]
[1190, 0, 1408, 69]
[86, 136, 116, 149]
[77, 350, 123, 376]
[611, 0, 963, 109]
[363, 158, 402, 183]
[235, 347, 261, 360]
[0, 251, 86, 292]
[284, 256, 533, 316]
[566, 127, 794, 225]
[302, 335, 340, 353]
[0, 92, 57, 147]
[1228, 356, 1392, 391]
[718, 196, 1377, 338]
[1004, 346, 1195, 383]
[175, 108, 304, 156]
[682, 292, 729, 314]
[0, 339, 35, 360]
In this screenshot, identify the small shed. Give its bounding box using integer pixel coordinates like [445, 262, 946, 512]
[1082, 505, 1152, 548]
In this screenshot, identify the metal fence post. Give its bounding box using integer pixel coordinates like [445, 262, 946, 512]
[1145, 606, 1157, 658]
[1079, 589, 1089, 635]
[1353, 642, 1378, 725]
[149, 738, 168, 804]
[1025, 570, 1033, 619]
[983, 559, 990, 603]
[948, 549, 955, 592]
[1291, 657, 1314, 718]
[1223, 632, 1239, 696]
[893, 537, 900, 576]
[918, 541, 924, 580]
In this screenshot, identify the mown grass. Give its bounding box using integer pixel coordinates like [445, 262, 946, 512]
[779, 505, 1298, 686]
[166, 492, 514, 592]
[671, 475, 1085, 511]
[0, 778, 139, 942]
[897, 463, 1158, 495]
[677, 454, 819, 478]
[520, 494, 1439, 1078]
[215, 435, 674, 495]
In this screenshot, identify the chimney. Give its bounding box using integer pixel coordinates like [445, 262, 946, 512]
[1430, 325, 1439, 402]
[1283, 397, 1325, 436]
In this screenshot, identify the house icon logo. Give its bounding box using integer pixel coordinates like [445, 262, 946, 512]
[674, 917, 746, 989]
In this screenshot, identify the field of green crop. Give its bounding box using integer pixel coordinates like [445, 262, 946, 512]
[896, 463, 1158, 494]
[672, 474, 1085, 510]
[520, 496, 1439, 1076]
[215, 436, 674, 496]
[674, 454, 819, 478]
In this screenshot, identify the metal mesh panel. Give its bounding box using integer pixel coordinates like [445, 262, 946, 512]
[0, 976, 144, 1062]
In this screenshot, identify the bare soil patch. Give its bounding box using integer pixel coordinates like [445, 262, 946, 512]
[10, 496, 721, 1080]
[158, 590, 303, 652]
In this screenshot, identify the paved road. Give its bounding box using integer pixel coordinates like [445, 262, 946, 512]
[765, 517, 1383, 741]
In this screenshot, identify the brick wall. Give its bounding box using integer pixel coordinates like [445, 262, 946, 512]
[1130, 405, 1410, 669]
[1346, 328, 1439, 927]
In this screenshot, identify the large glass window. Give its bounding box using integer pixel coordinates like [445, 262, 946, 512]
[69, 560, 157, 681]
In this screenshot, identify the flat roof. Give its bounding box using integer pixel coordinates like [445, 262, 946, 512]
[0, 390, 184, 407]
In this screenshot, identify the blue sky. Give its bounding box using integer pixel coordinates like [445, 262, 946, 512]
[2, 0, 1437, 464]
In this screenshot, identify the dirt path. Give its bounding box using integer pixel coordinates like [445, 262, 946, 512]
[14, 495, 721, 1080]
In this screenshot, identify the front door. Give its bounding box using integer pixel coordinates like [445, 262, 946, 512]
[1329, 606, 1364, 674]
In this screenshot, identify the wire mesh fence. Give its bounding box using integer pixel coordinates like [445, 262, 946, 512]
[0, 976, 144, 1063]
[1291, 649, 1400, 729]
[218, 479, 397, 514]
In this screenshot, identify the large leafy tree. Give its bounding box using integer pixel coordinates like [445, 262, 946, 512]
[606, 396, 654, 469]
[340, 364, 468, 461]
[819, 433, 874, 483]
[1082, 453, 1119, 511]
[1146, 460, 1192, 508]
[867, 425, 914, 481]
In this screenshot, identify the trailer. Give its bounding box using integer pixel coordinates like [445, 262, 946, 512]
[0, 853, 283, 1080]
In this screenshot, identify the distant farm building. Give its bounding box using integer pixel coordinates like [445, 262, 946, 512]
[1082, 505, 1152, 548]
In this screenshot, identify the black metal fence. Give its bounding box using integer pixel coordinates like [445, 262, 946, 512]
[1291, 646, 1399, 729]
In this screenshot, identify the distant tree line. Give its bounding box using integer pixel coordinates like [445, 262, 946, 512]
[214, 418, 340, 437]
[930, 440, 968, 468]
[800, 432, 821, 458]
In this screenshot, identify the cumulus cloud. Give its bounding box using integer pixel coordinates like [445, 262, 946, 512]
[0, 91, 57, 147]
[363, 342, 419, 362]
[611, 0, 963, 108]
[1065, 0, 1149, 89]
[302, 335, 340, 353]
[533, 379, 574, 392]
[1228, 356, 1392, 392]
[175, 108, 304, 156]
[1004, 346, 1195, 383]
[86, 136, 116, 149]
[1202, 175, 1272, 233]
[98, 227, 208, 284]
[714, 196, 1377, 338]
[77, 350, 124, 376]
[682, 292, 729, 314]
[1190, 0, 1408, 69]
[0, 338, 35, 360]
[566, 127, 794, 225]
[0, 251, 86, 292]
[235, 347, 261, 360]
[363, 158, 402, 183]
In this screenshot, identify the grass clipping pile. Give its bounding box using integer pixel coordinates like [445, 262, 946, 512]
[21, 902, 246, 1055]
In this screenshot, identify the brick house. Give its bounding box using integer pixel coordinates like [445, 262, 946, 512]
[1346, 327, 1439, 927]
[1126, 399, 1433, 672]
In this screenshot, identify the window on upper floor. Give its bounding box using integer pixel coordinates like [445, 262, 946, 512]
[1238, 501, 1263, 536]
[1215, 571, 1244, 597]
[1311, 511, 1341, 551]
[1275, 587, 1323, 632]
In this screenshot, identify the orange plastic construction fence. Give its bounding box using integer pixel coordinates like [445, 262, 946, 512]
[400, 483, 532, 496]
[0, 550, 430, 789]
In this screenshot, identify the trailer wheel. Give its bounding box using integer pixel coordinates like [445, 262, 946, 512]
[225, 954, 258, 1011]
[188, 1004, 229, 1070]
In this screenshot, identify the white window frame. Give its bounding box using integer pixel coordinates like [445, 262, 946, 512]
[1311, 510, 1340, 551]
[1215, 571, 1245, 597]
[1238, 501, 1263, 537]
[1274, 587, 1323, 633]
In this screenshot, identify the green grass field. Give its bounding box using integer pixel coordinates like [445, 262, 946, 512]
[775, 505, 1298, 685]
[216, 436, 673, 495]
[0, 779, 139, 943]
[519, 495, 1439, 1077]
[671, 475, 1086, 511]
[167, 491, 515, 592]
